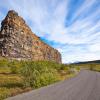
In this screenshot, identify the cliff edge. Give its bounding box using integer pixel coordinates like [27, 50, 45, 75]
[0, 10, 61, 63]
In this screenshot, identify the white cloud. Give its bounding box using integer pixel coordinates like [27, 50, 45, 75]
[88, 43, 100, 52]
[72, 0, 96, 20]
[57, 44, 100, 63]
[0, 0, 100, 63]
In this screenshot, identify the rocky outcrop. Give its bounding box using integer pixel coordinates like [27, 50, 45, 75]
[0, 10, 61, 63]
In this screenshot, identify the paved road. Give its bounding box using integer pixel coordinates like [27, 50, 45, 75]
[6, 70, 100, 100]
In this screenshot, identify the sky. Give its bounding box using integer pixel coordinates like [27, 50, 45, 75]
[0, 0, 100, 63]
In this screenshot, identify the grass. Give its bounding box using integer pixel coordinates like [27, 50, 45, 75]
[72, 63, 100, 72]
[0, 73, 23, 100]
[0, 74, 22, 87]
[1, 59, 99, 100]
[0, 59, 79, 100]
[0, 87, 32, 100]
[0, 67, 11, 74]
[0, 73, 32, 100]
[89, 64, 100, 72]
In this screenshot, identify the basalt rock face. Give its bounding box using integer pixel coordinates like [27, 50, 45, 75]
[0, 10, 61, 63]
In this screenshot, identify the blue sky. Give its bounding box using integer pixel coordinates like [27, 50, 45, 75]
[0, 0, 100, 63]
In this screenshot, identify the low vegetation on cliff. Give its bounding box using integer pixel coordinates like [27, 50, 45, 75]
[0, 59, 79, 100]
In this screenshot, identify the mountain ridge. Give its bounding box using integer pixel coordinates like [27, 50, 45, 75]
[73, 60, 100, 64]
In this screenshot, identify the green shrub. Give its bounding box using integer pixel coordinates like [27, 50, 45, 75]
[60, 64, 69, 70]
[0, 88, 10, 100]
[75, 66, 80, 71]
[0, 58, 9, 67]
[89, 64, 94, 71]
[20, 61, 60, 88]
[8, 60, 21, 74]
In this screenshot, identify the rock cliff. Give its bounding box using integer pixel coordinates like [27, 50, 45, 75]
[0, 10, 61, 63]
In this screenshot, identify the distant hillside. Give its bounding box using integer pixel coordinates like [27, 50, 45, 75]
[74, 60, 100, 64]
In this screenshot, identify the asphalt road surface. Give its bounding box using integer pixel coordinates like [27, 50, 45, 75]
[6, 70, 100, 100]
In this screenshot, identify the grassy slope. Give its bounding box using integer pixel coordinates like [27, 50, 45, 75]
[0, 59, 79, 100]
[2, 59, 100, 100]
[0, 67, 32, 100]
